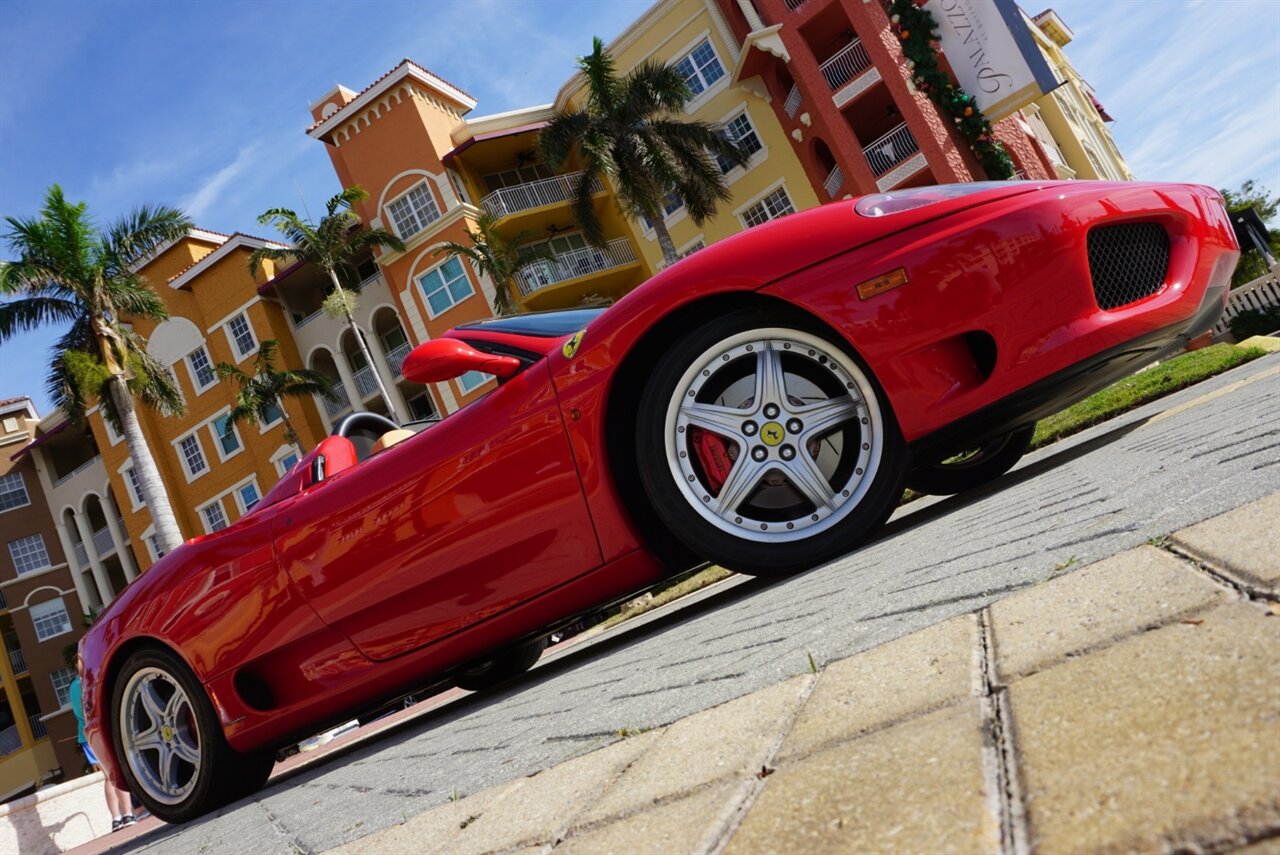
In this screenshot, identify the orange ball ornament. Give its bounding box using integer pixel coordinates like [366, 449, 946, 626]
[964, 107, 974, 116]
[901, 30, 910, 39]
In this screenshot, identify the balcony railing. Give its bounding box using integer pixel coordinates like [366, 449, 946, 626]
[291, 273, 381, 329]
[54, 456, 101, 487]
[322, 384, 351, 418]
[0, 589, 6, 610]
[820, 39, 873, 92]
[74, 542, 87, 568]
[863, 123, 920, 176]
[0, 725, 20, 757]
[784, 84, 802, 118]
[352, 366, 380, 400]
[784, 0, 807, 9]
[92, 526, 114, 558]
[516, 238, 638, 298]
[385, 342, 411, 378]
[481, 172, 603, 220]
[824, 165, 844, 198]
[9, 648, 27, 675]
[28, 714, 47, 740]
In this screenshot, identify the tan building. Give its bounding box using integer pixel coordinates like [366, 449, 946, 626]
[0, 398, 85, 799]
[1021, 8, 1134, 182]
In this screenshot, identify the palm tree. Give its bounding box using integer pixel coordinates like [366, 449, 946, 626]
[1, 185, 190, 553]
[539, 37, 751, 267]
[434, 213, 555, 315]
[249, 186, 404, 415]
[215, 339, 334, 456]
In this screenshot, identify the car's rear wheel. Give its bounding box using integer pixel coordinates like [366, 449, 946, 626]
[455, 637, 547, 692]
[111, 647, 274, 823]
[636, 309, 907, 576]
[907, 424, 1035, 496]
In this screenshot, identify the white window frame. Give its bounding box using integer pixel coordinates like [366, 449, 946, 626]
[175, 431, 209, 482]
[0, 472, 31, 514]
[30, 597, 73, 641]
[223, 312, 258, 361]
[8, 533, 52, 576]
[385, 181, 443, 240]
[417, 256, 476, 320]
[456, 371, 494, 394]
[716, 106, 766, 180]
[233, 479, 262, 514]
[185, 345, 218, 394]
[736, 181, 795, 229]
[208, 412, 244, 463]
[258, 400, 284, 434]
[199, 499, 229, 534]
[120, 462, 146, 511]
[673, 33, 728, 110]
[51, 667, 76, 708]
[99, 411, 123, 446]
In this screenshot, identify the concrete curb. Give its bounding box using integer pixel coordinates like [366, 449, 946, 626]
[328, 493, 1280, 855]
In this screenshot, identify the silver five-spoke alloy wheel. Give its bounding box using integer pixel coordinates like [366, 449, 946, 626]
[120, 667, 202, 805]
[664, 327, 885, 542]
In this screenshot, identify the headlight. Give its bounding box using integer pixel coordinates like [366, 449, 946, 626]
[854, 182, 1020, 217]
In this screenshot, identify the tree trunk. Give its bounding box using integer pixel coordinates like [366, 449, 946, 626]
[652, 217, 679, 268]
[107, 375, 184, 555]
[279, 405, 304, 456]
[328, 269, 396, 417]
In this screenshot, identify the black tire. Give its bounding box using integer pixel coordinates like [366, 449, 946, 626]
[635, 308, 908, 576]
[110, 646, 274, 823]
[455, 637, 547, 692]
[907, 424, 1035, 496]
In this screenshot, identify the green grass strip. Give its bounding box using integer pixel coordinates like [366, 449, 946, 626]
[1031, 344, 1267, 449]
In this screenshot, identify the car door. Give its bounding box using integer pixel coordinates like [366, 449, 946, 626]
[272, 361, 603, 661]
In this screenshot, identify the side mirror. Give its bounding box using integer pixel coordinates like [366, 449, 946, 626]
[402, 338, 522, 384]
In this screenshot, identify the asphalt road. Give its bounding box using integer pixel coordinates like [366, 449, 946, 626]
[116, 353, 1280, 855]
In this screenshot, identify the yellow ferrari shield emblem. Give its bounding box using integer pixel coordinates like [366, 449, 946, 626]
[562, 330, 585, 359]
[761, 422, 785, 446]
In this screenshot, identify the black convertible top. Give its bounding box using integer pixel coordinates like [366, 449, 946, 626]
[455, 308, 606, 338]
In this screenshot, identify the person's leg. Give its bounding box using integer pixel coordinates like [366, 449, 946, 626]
[102, 771, 123, 818]
[116, 784, 136, 823]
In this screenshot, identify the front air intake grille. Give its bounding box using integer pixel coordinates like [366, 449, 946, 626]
[1086, 222, 1170, 310]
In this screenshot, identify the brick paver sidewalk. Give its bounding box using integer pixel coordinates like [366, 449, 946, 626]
[331, 493, 1280, 854]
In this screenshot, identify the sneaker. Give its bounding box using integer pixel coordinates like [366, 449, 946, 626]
[111, 819, 123, 833]
[121, 814, 137, 827]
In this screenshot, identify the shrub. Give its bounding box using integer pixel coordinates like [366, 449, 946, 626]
[1228, 306, 1280, 339]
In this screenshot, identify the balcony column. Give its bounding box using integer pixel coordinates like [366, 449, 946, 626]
[362, 334, 411, 423]
[736, 0, 765, 30]
[332, 353, 367, 414]
[102, 496, 138, 583]
[72, 510, 114, 606]
[54, 520, 94, 611]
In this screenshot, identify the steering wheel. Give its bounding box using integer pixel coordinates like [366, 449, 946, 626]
[332, 412, 401, 462]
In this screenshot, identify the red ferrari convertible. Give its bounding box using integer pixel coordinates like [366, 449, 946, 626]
[81, 181, 1237, 820]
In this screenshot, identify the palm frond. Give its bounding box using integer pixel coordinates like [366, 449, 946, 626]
[102, 204, 192, 271]
[0, 297, 83, 339]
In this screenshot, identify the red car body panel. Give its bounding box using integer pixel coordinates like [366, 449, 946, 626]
[81, 181, 1238, 788]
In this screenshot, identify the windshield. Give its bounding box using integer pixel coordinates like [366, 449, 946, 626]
[454, 308, 606, 338]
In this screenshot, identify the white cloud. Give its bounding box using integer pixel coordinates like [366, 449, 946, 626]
[180, 145, 260, 221]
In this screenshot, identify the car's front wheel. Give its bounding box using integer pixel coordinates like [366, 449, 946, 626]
[111, 647, 274, 823]
[636, 309, 907, 576]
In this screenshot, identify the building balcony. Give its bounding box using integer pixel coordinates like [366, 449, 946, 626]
[386, 342, 411, 378]
[322, 384, 352, 418]
[291, 272, 382, 329]
[784, 84, 802, 118]
[863, 122, 928, 191]
[352, 366, 381, 400]
[9, 648, 27, 675]
[0, 725, 20, 757]
[28, 714, 47, 740]
[53, 455, 101, 487]
[823, 164, 845, 198]
[820, 40, 873, 92]
[516, 238, 642, 312]
[480, 172, 604, 223]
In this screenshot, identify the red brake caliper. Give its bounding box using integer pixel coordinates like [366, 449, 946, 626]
[690, 428, 733, 495]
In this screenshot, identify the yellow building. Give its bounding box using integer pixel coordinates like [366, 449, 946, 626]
[310, 0, 819, 317]
[1021, 8, 1134, 182]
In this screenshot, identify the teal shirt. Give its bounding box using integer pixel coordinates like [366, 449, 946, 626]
[69, 676, 86, 745]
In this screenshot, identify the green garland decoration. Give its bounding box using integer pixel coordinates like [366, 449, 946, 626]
[888, 0, 1016, 179]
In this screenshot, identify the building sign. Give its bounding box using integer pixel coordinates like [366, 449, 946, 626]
[924, 0, 1059, 122]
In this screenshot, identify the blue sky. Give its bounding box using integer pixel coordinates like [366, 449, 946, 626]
[3, 0, 1278, 415]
